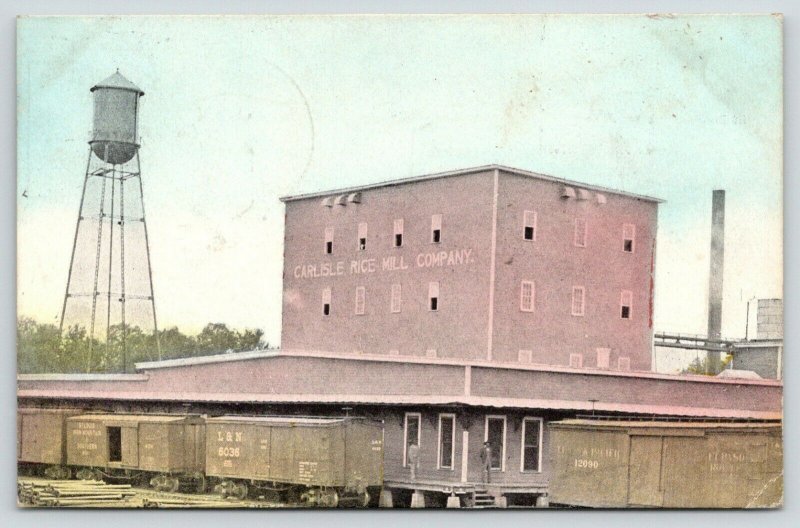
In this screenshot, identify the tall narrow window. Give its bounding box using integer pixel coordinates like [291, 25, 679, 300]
[571, 286, 585, 316]
[574, 218, 587, 247]
[428, 282, 439, 311]
[438, 414, 455, 470]
[324, 227, 334, 254]
[520, 281, 535, 312]
[620, 290, 633, 319]
[355, 286, 366, 315]
[394, 219, 404, 247]
[322, 287, 331, 316]
[431, 214, 442, 243]
[485, 416, 506, 471]
[390, 283, 402, 313]
[523, 210, 537, 241]
[521, 418, 543, 472]
[622, 223, 636, 253]
[403, 413, 421, 467]
[596, 348, 611, 369]
[108, 426, 122, 462]
[358, 222, 368, 251]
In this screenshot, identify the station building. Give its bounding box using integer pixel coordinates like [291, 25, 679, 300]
[18, 165, 782, 507]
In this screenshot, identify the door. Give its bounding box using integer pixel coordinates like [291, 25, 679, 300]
[628, 436, 664, 507]
[121, 426, 139, 467]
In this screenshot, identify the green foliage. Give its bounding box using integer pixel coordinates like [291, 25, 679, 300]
[17, 317, 268, 374]
[682, 353, 733, 376]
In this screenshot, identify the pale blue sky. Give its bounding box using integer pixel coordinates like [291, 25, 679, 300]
[17, 15, 782, 354]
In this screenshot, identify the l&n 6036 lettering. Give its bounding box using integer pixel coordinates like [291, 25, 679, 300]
[218, 446, 240, 457]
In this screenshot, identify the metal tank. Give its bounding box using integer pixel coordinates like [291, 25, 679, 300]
[89, 71, 144, 165]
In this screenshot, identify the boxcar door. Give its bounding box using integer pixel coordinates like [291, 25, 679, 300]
[121, 425, 139, 467]
[627, 436, 664, 507]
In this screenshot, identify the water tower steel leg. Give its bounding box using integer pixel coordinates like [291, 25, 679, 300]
[105, 169, 116, 357]
[120, 175, 127, 372]
[87, 145, 110, 372]
[59, 146, 94, 336]
[136, 151, 162, 361]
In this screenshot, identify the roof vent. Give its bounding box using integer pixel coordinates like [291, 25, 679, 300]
[347, 192, 362, 204]
[561, 186, 576, 199]
[596, 193, 607, 204]
[321, 197, 333, 208]
[334, 195, 347, 206]
[577, 189, 592, 201]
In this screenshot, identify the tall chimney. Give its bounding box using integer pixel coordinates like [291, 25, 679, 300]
[707, 190, 725, 373]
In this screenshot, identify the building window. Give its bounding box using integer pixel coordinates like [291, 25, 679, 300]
[571, 286, 585, 316]
[574, 218, 587, 247]
[518, 350, 532, 363]
[485, 416, 507, 471]
[108, 426, 122, 462]
[569, 353, 583, 368]
[618, 357, 631, 371]
[596, 348, 611, 369]
[324, 227, 334, 254]
[623, 223, 635, 253]
[355, 286, 366, 315]
[520, 418, 543, 472]
[358, 222, 368, 251]
[520, 281, 535, 312]
[426, 349, 437, 358]
[322, 287, 331, 316]
[620, 290, 632, 319]
[390, 283, 402, 313]
[523, 210, 537, 241]
[404, 412, 421, 467]
[438, 414, 456, 470]
[429, 282, 439, 311]
[394, 219, 404, 247]
[431, 214, 442, 243]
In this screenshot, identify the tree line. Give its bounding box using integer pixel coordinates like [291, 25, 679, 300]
[17, 316, 269, 374]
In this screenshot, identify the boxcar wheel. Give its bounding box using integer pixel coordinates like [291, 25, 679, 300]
[195, 474, 207, 494]
[233, 481, 248, 501]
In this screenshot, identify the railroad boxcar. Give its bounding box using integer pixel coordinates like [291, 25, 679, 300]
[548, 419, 783, 508]
[65, 414, 206, 492]
[17, 408, 83, 479]
[205, 416, 384, 506]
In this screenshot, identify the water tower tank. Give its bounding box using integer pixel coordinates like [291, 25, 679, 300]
[90, 71, 144, 165]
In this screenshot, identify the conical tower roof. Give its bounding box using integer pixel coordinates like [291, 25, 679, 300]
[90, 70, 144, 95]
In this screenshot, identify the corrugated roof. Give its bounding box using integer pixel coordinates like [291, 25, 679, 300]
[551, 419, 782, 429]
[207, 415, 348, 426]
[66, 414, 195, 423]
[91, 71, 144, 95]
[279, 164, 664, 204]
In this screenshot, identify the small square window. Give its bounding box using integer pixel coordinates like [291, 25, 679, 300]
[426, 349, 437, 358]
[518, 350, 533, 363]
[569, 353, 583, 368]
[596, 348, 610, 369]
[618, 357, 631, 371]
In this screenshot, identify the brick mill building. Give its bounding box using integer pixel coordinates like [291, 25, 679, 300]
[18, 165, 782, 507]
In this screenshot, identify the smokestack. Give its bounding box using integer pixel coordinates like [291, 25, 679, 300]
[707, 190, 725, 373]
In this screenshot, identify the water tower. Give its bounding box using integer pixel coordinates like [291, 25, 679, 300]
[59, 71, 161, 372]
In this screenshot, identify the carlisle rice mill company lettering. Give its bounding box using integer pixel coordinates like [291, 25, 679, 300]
[293, 248, 474, 280]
